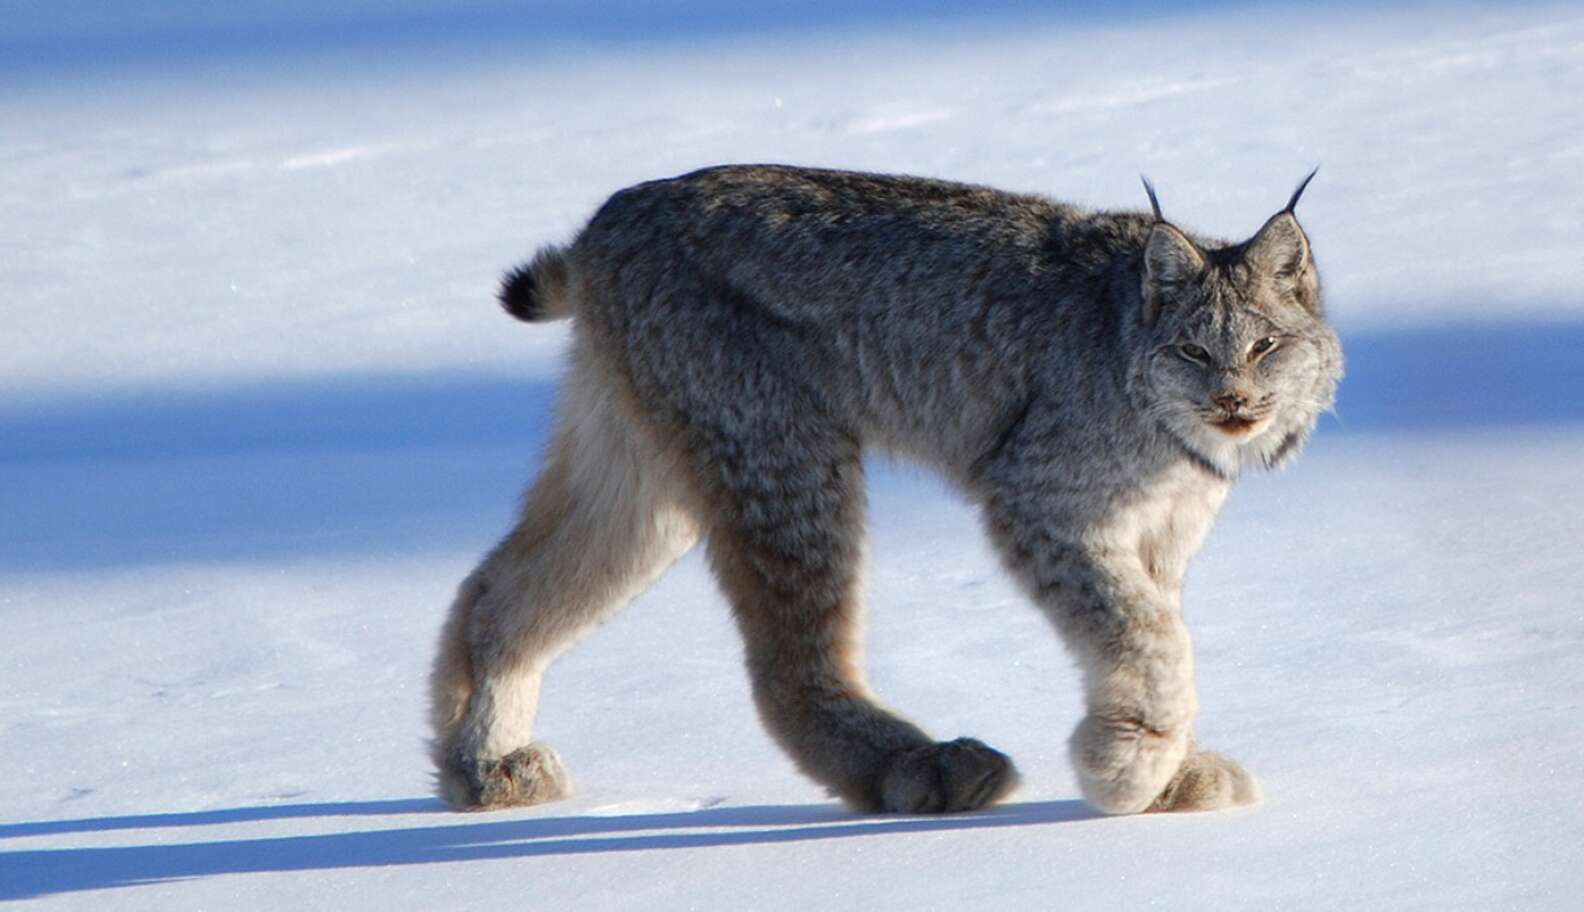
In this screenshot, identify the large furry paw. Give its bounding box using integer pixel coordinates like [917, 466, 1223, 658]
[1149, 750, 1260, 813]
[878, 737, 1019, 813]
[1069, 714, 1192, 815]
[438, 743, 573, 810]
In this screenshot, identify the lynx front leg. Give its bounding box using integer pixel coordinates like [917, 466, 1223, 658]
[1067, 616, 1259, 815]
[1064, 603, 1199, 814]
[1149, 746, 1261, 812]
[983, 485, 1249, 815]
[704, 435, 1017, 813]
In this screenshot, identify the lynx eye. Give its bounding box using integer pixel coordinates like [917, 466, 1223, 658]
[1250, 336, 1279, 356]
[1177, 342, 1210, 363]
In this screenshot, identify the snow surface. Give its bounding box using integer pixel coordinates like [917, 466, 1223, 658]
[3, 2, 1582, 908]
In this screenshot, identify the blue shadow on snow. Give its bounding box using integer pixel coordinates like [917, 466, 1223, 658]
[1328, 319, 1584, 431]
[0, 373, 557, 573]
[2, 0, 1315, 75]
[0, 798, 1096, 900]
[1, 319, 1579, 574]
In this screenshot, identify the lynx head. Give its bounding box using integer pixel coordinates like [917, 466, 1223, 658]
[1132, 172, 1343, 477]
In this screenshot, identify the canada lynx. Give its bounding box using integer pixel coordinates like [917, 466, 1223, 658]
[430, 165, 1342, 815]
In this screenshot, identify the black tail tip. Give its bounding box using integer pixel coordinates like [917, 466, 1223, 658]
[498, 264, 541, 322]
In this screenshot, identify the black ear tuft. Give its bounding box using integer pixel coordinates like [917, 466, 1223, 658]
[498, 263, 542, 322]
[1284, 167, 1319, 214]
[1140, 175, 1164, 222]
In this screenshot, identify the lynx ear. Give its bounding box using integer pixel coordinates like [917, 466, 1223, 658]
[1142, 223, 1205, 325]
[1244, 211, 1319, 313]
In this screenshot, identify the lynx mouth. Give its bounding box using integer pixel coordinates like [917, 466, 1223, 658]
[1210, 416, 1263, 436]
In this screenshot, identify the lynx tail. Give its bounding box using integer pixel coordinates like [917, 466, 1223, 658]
[499, 245, 574, 322]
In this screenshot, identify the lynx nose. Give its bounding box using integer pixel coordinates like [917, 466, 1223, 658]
[1213, 392, 1247, 414]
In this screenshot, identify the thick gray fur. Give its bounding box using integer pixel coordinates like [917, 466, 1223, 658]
[430, 164, 1343, 816]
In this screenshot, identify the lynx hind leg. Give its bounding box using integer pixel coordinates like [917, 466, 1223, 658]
[430, 349, 698, 810]
[699, 419, 1017, 814]
[430, 573, 576, 810]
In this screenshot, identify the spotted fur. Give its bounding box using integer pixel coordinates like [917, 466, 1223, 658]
[431, 165, 1343, 815]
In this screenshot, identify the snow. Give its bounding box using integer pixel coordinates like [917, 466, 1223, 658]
[3, 2, 1582, 908]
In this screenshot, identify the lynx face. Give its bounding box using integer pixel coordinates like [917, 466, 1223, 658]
[1135, 214, 1343, 477]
